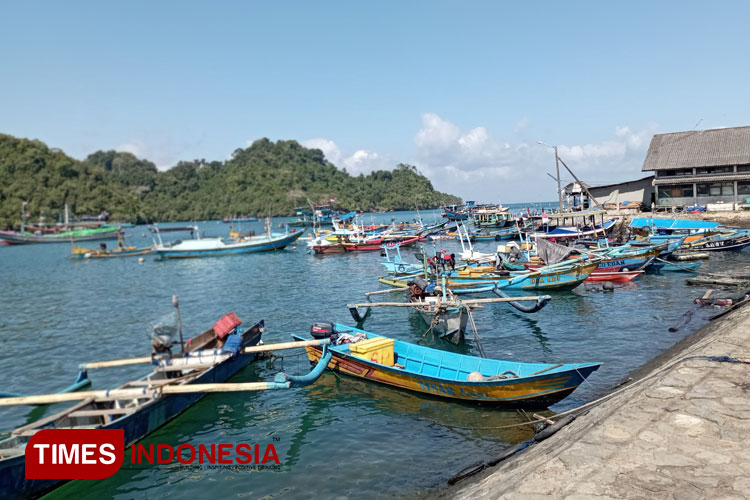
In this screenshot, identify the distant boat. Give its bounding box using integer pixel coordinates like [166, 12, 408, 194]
[0, 226, 120, 245]
[71, 245, 152, 259]
[223, 216, 258, 223]
[153, 230, 303, 259]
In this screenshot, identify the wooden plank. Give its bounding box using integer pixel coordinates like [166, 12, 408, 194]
[68, 408, 135, 418]
[241, 339, 330, 353]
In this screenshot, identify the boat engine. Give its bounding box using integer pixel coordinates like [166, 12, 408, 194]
[310, 321, 336, 339]
[148, 311, 180, 358]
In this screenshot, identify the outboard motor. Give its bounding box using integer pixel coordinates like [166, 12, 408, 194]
[148, 311, 179, 358]
[310, 321, 336, 339]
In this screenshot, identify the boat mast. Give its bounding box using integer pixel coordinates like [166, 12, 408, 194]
[555, 146, 563, 213]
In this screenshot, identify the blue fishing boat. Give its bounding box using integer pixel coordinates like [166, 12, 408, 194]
[293, 325, 600, 406]
[0, 316, 332, 499]
[380, 242, 424, 274]
[153, 230, 303, 259]
[648, 260, 702, 273]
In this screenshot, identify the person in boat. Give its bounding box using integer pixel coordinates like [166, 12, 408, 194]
[99, 242, 107, 251]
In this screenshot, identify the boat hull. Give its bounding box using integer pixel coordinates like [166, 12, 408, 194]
[586, 270, 644, 283]
[71, 247, 152, 259]
[415, 306, 467, 344]
[155, 231, 303, 259]
[0, 227, 121, 245]
[294, 331, 599, 407]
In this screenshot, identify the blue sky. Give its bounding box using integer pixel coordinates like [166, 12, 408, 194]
[2, 1, 749, 202]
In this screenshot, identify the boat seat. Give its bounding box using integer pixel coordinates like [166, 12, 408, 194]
[68, 408, 135, 418]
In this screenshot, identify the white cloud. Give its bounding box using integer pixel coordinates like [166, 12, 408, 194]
[301, 139, 390, 174]
[411, 113, 658, 203]
[300, 138, 343, 165]
[115, 141, 177, 170]
[116, 143, 141, 156]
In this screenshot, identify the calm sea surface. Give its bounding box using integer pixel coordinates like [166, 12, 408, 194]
[1, 210, 745, 499]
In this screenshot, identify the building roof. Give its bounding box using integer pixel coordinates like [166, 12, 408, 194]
[642, 126, 750, 171]
[563, 181, 590, 192]
[588, 175, 654, 192]
[652, 173, 750, 185]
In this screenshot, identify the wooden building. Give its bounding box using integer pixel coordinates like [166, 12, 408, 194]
[642, 126, 750, 207]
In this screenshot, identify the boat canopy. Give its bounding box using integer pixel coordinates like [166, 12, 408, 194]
[629, 217, 720, 230]
[546, 209, 606, 219]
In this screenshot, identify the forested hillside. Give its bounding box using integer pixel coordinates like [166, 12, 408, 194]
[0, 134, 460, 226]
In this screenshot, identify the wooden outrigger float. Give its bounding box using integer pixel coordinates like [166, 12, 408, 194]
[293, 325, 601, 407]
[0, 303, 331, 499]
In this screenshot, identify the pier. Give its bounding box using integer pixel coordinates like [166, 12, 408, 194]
[448, 303, 750, 499]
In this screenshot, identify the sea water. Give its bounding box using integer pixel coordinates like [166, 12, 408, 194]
[0, 210, 743, 499]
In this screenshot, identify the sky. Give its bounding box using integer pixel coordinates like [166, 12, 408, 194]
[2, 1, 750, 203]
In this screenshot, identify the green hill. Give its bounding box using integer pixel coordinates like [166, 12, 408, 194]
[0, 134, 461, 226]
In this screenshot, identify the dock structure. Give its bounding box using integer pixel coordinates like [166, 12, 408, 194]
[449, 303, 750, 499]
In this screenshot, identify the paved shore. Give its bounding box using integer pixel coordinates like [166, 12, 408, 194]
[449, 303, 750, 500]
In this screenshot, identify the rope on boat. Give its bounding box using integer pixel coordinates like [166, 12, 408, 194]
[416, 311, 442, 344]
[466, 309, 486, 358]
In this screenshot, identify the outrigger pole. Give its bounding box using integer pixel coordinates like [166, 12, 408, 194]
[0, 342, 333, 407]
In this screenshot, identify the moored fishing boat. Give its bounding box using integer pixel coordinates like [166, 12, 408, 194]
[0, 225, 121, 245]
[0, 309, 332, 499]
[685, 230, 750, 252]
[153, 229, 303, 259]
[293, 324, 601, 406]
[529, 210, 616, 240]
[71, 234, 152, 259]
[72, 245, 152, 259]
[0, 315, 265, 499]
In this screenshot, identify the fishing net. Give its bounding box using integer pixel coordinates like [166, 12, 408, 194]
[147, 310, 179, 348]
[537, 238, 576, 265]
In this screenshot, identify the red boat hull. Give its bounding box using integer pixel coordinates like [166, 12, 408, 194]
[585, 270, 644, 283]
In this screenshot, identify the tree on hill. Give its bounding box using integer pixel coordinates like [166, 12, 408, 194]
[0, 134, 461, 226]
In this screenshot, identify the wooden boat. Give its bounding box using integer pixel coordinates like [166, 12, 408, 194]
[648, 260, 702, 273]
[529, 210, 616, 240]
[0, 318, 263, 498]
[686, 230, 750, 252]
[293, 325, 600, 407]
[380, 242, 424, 274]
[71, 246, 152, 259]
[0, 226, 121, 245]
[0, 316, 332, 499]
[310, 236, 419, 254]
[383, 259, 598, 292]
[153, 230, 303, 259]
[223, 216, 258, 223]
[585, 270, 644, 283]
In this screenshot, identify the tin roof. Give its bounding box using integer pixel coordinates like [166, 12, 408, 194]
[642, 126, 750, 171]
